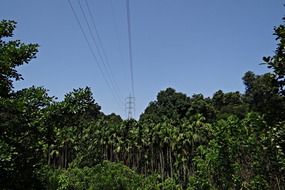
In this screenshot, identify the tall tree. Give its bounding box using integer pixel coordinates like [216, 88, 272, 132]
[0, 86, 53, 189]
[243, 71, 285, 124]
[263, 17, 285, 95]
[43, 87, 101, 168]
[139, 88, 191, 124]
[0, 20, 44, 189]
[0, 20, 38, 98]
[212, 90, 248, 119]
[186, 94, 216, 122]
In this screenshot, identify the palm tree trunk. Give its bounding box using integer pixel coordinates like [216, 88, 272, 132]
[170, 149, 173, 178]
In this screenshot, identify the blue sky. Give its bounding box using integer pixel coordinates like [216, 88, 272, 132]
[1, 0, 284, 119]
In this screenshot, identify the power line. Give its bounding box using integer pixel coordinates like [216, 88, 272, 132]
[109, 0, 125, 69]
[83, 0, 123, 100]
[67, 0, 121, 107]
[78, 0, 122, 101]
[126, 0, 135, 97]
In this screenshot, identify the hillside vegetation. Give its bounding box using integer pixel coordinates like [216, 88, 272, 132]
[0, 18, 285, 189]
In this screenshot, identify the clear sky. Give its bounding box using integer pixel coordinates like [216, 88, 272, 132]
[1, 0, 284, 119]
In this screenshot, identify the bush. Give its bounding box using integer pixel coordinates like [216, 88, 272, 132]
[39, 161, 144, 190]
[37, 161, 183, 190]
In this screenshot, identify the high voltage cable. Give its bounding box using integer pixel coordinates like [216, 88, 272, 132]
[82, 0, 123, 100]
[109, 0, 125, 69]
[67, 0, 121, 107]
[78, 0, 122, 101]
[126, 0, 135, 97]
[84, 0, 116, 73]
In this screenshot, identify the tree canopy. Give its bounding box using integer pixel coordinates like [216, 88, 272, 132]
[1, 17, 285, 189]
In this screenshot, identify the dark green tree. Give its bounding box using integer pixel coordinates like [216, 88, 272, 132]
[243, 71, 285, 124]
[189, 113, 285, 190]
[139, 88, 191, 124]
[0, 20, 47, 189]
[263, 16, 285, 95]
[43, 87, 101, 168]
[0, 86, 53, 189]
[212, 90, 248, 119]
[186, 94, 216, 122]
[0, 20, 38, 98]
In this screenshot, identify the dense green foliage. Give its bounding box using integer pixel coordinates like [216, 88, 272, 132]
[1, 17, 285, 189]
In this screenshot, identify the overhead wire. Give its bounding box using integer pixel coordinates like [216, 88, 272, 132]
[126, 0, 135, 97]
[126, 0, 135, 98]
[109, 0, 125, 69]
[82, 0, 123, 100]
[78, 0, 122, 102]
[67, 0, 122, 108]
[126, 0, 136, 118]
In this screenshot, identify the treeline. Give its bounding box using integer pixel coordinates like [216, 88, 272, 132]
[0, 18, 285, 190]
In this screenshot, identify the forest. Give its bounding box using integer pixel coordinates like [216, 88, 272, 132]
[0, 16, 285, 190]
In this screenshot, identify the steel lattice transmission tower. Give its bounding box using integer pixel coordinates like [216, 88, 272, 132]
[125, 95, 135, 119]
